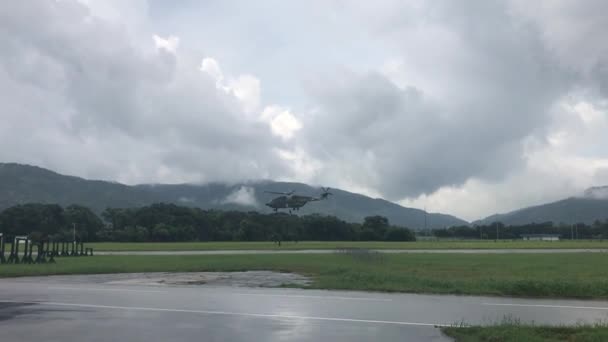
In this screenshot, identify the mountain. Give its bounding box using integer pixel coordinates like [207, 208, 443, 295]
[475, 189, 608, 226]
[0, 163, 467, 229]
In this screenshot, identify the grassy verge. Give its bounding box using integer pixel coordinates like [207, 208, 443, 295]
[3, 253, 608, 298]
[442, 324, 608, 341]
[87, 240, 608, 251]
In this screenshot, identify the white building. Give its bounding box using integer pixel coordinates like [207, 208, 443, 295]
[521, 234, 560, 241]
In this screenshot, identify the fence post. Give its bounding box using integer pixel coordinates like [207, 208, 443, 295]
[62, 242, 69, 256]
[48, 240, 57, 263]
[20, 238, 28, 263]
[8, 237, 17, 264]
[25, 240, 34, 264]
[35, 241, 46, 264]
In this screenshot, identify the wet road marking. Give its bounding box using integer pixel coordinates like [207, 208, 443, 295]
[233, 292, 392, 302]
[48, 286, 165, 293]
[483, 302, 608, 310]
[0, 299, 450, 327]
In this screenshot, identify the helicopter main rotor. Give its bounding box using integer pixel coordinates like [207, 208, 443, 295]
[264, 190, 295, 196]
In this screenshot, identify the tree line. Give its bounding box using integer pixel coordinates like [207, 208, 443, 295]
[431, 221, 608, 240]
[0, 203, 416, 242]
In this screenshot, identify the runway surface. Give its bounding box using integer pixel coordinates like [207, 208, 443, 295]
[96, 248, 608, 255]
[2, 274, 608, 341]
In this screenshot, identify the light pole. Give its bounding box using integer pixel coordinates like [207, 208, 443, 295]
[571, 224, 574, 240]
[424, 204, 427, 233]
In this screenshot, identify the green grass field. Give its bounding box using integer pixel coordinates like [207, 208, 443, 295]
[87, 240, 608, 251]
[3, 253, 608, 298]
[442, 324, 608, 341]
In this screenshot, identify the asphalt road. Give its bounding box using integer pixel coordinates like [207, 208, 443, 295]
[2, 275, 608, 341]
[95, 248, 608, 255]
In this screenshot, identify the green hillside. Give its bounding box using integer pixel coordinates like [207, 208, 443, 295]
[0, 163, 466, 229]
[476, 197, 608, 225]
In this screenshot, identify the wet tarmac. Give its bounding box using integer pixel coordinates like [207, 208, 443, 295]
[2, 273, 608, 341]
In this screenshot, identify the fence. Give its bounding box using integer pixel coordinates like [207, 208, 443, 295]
[0, 233, 93, 265]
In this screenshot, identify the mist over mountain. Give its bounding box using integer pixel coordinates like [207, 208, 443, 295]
[583, 186, 608, 200]
[0, 163, 466, 229]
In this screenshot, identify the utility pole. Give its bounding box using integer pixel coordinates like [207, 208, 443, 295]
[73, 223, 76, 244]
[571, 224, 574, 240]
[424, 205, 427, 233]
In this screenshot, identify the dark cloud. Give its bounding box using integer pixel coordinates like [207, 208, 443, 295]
[1, 0, 607, 219]
[0, 0, 290, 184]
[299, 1, 573, 199]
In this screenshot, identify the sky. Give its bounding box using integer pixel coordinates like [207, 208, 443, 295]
[1, 0, 608, 221]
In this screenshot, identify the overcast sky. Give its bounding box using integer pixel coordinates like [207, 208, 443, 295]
[1, 0, 608, 221]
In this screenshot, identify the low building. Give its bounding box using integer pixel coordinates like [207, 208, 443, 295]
[520, 234, 560, 241]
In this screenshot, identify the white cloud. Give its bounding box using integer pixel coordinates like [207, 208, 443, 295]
[178, 196, 194, 203]
[222, 186, 259, 207]
[228, 75, 261, 114]
[275, 147, 322, 183]
[200, 57, 261, 114]
[153, 34, 179, 54]
[200, 58, 224, 86]
[261, 105, 302, 140]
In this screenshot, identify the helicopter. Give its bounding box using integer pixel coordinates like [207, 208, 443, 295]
[264, 187, 333, 213]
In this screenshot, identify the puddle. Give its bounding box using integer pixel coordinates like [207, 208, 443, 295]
[106, 271, 312, 287]
[5, 271, 312, 288]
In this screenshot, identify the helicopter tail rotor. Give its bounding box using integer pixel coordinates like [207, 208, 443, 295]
[320, 187, 333, 200]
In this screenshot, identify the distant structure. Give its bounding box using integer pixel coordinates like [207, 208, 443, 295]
[520, 234, 560, 241]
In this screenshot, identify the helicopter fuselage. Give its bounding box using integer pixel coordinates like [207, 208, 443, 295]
[264, 188, 331, 212]
[265, 195, 316, 211]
